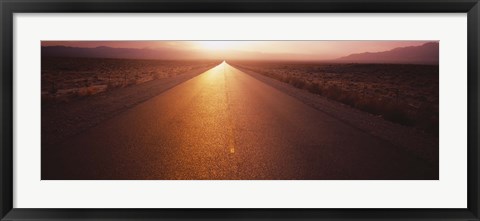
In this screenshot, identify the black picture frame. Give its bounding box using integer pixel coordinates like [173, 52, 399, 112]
[1, 0, 479, 220]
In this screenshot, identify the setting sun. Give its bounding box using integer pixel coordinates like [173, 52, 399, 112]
[197, 41, 241, 51]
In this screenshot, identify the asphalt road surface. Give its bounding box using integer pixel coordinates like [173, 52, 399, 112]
[42, 62, 438, 180]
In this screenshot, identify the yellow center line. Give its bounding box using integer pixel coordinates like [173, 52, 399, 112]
[224, 63, 236, 154]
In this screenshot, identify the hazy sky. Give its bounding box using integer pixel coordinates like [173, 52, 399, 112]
[41, 41, 433, 60]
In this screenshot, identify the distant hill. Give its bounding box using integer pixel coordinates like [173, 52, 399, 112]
[41, 45, 322, 61]
[337, 42, 439, 65]
[43, 42, 440, 63]
[41, 46, 207, 60]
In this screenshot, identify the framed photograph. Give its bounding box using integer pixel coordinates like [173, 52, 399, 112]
[1, 0, 479, 220]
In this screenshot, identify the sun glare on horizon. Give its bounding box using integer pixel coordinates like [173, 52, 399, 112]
[197, 41, 243, 51]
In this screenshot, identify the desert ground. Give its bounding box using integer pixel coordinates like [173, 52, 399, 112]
[42, 57, 220, 104]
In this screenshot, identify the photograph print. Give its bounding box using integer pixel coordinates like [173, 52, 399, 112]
[41, 40, 439, 180]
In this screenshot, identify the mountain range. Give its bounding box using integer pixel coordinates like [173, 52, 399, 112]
[42, 42, 439, 65]
[41, 45, 208, 60]
[336, 42, 439, 65]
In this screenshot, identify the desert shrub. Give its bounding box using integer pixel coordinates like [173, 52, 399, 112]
[355, 97, 385, 115]
[323, 85, 343, 100]
[306, 82, 322, 95]
[283, 75, 292, 84]
[289, 77, 306, 89]
[353, 97, 413, 126]
[413, 105, 439, 135]
[314, 85, 415, 127]
[269, 73, 284, 82]
[337, 93, 357, 107]
[382, 103, 414, 126]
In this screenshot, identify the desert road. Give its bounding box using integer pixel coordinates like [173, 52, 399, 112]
[42, 62, 438, 180]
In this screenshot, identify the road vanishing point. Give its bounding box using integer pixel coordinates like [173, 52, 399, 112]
[42, 61, 438, 180]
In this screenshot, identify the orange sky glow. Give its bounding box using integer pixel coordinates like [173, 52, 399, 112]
[41, 40, 435, 60]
